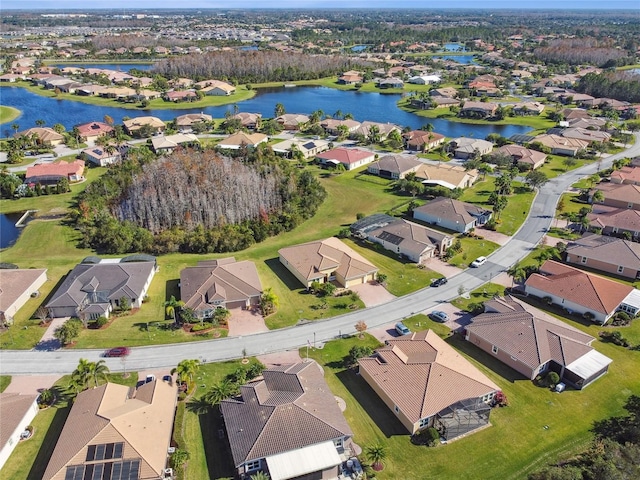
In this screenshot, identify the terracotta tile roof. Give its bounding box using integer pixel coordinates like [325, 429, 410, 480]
[358, 330, 498, 424]
[494, 144, 547, 167]
[15, 127, 64, 143]
[566, 233, 640, 271]
[43, 381, 177, 480]
[0, 393, 38, 449]
[180, 257, 263, 311]
[611, 166, 640, 184]
[535, 134, 589, 151]
[123, 116, 165, 131]
[76, 122, 113, 138]
[175, 113, 213, 126]
[525, 260, 633, 315]
[403, 130, 446, 148]
[0, 269, 47, 313]
[220, 362, 352, 467]
[279, 237, 377, 283]
[25, 160, 85, 182]
[587, 207, 640, 231]
[316, 147, 375, 165]
[596, 183, 640, 207]
[469, 296, 596, 371]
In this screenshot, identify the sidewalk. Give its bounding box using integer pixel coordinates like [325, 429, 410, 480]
[35, 317, 68, 351]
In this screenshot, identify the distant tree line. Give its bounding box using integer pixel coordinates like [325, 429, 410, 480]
[72, 146, 326, 254]
[533, 38, 632, 67]
[575, 71, 640, 104]
[152, 50, 371, 84]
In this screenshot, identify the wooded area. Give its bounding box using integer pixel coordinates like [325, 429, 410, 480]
[534, 39, 630, 67]
[73, 147, 327, 254]
[576, 71, 640, 103]
[152, 50, 370, 84]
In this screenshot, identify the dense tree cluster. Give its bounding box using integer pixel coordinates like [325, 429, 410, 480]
[533, 39, 631, 67]
[575, 71, 640, 104]
[73, 147, 326, 255]
[153, 51, 370, 84]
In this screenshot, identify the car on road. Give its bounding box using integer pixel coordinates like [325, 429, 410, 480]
[395, 322, 411, 336]
[431, 277, 448, 287]
[429, 311, 449, 323]
[104, 346, 130, 357]
[470, 256, 487, 268]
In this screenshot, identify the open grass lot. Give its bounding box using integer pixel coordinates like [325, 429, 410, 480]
[0, 105, 21, 124]
[537, 155, 587, 180]
[450, 282, 507, 311]
[557, 192, 590, 218]
[447, 236, 500, 268]
[300, 324, 640, 480]
[0, 372, 138, 480]
[458, 177, 536, 235]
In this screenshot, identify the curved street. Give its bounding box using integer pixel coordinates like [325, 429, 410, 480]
[1, 136, 639, 374]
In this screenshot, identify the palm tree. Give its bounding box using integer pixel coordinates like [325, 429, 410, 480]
[203, 379, 235, 406]
[591, 190, 604, 204]
[172, 359, 200, 387]
[493, 195, 508, 221]
[260, 288, 279, 316]
[555, 198, 565, 227]
[274, 103, 285, 118]
[507, 262, 527, 287]
[35, 119, 46, 127]
[365, 443, 387, 471]
[91, 360, 110, 388]
[250, 472, 270, 480]
[71, 358, 94, 391]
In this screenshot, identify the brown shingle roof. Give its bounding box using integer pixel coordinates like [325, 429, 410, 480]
[413, 196, 490, 225]
[0, 393, 38, 449]
[368, 154, 422, 175]
[220, 362, 352, 467]
[566, 233, 640, 271]
[43, 381, 176, 480]
[596, 183, 640, 207]
[525, 260, 633, 315]
[587, 207, 640, 231]
[0, 269, 47, 313]
[358, 330, 498, 425]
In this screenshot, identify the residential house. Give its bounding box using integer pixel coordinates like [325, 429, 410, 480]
[0, 393, 39, 471]
[197, 80, 236, 96]
[0, 268, 47, 325]
[403, 130, 446, 152]
[46, 257, 157, 319]
[123, 116, 166, 136]
[320, 118, 361, 135]
[430, 87, 458, 98]
[42, 381, 177, 480]
[466, 296, 612, 389]
[99, 87, 136, 99]
[278, 237, 378, 289]
[25, 160, 85, 186]
[75, 122, 113, 143]
[358, 330, 499, 439]
[220, 362, 353, 480]
[367, 154, 422, 180]
[448, 137, 494, 160]
[338, 73, 362, 85]
[275, 113, 310, 130]
[164, 90, 197, 102]
[82, 147, 122, 167]
[175, 113, 213, 133]
[180, 258, 263, 317]
[231, 112, 262, 129]
[534, 134, 588, 157]
[493, 145, 547, 170]
[566, 117, 606, 130]
[561, 108, 590, 120]
[217, 132, 268, 150]
[593, 183, 640, 210]
[565, 233, 640, 279]
[524, 260, 640, 324]
[588, 205, 640, 238]
[272, 138, 330, 159]
[414, 163, 479, 190]
[408, 75, 441, 84]
[413, 197, 492, 233]
[580, 97, 629, 110]
[431, 97, 461, 108]
[559, 127, 611, 144]
[512, 102, 545, 116]
[351, 214, 453, 263]
[151, 133, 199, 154]
[315, 147, 375, 170]
[15, 127, 64, 146]
[377, 77, 404, 89]
[460, 101, 498, 119]
[351, 121, 401, 141]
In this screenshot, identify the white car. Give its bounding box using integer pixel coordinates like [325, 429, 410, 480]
[470, 256, 487, 268]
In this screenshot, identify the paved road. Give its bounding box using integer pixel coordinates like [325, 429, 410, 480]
[2, 136, 639, 375]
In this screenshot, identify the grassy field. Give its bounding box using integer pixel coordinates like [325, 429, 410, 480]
[300, 324, 640, 480]
[0, 105, 21, 124]
[450, 282, 507, 311]
[447, 236, 500, 268]
[538, 155, 587, 180]
[0, 372, 138, 480]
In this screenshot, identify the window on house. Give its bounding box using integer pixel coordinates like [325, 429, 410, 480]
[334, 438, 344, 449]
[419, 417, 431, 428]
[492, 345, 498, 354]
[613, 227, 619, 233]
[246, 459, 261, 471]
[394, 405, 400, 413]
[618, 266, 624, 273]
[581, 256, 587, 264]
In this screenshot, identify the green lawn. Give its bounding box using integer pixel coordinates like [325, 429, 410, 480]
[459, 178, 536, 235]
[557, 192, 590, 218]
[447, 236, 500, 268]
[300, 325, 640, 480]
[0, 371, 138, 480]
[0, 105, 21, 124]
[450, 282, 507, 311]
[537, 155, 587, 180]
[0, 375, 11, 392]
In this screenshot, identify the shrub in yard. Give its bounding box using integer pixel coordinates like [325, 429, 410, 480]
[599, 331, 630, 347]
[94, 316, 108, 328]
[611, 311, 631, 326]
[190, 323, 212, 332]
[178, 392, 187, 401]
[546, 371, 560, 388]
[346, 345, 373, 367]
[583, 311, 595, 321]
[492, 391, 509, 407]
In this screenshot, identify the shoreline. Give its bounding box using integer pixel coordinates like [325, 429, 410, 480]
[0, 106, 21, 125]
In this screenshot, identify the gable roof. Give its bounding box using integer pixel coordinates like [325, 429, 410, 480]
[450, 137, 494, 154]
[566, 233, 640, 271]
[220, 362, 352, 466]
[358, 330, 498, 424]
[43, 381, 176, 480]
[46, 261, 156, 310]
[15, 127, 64, 143]
[366, 218, 450, 258]
[596, 182, 640, 206]
[369, 154, 422, 174]
[469, 296, 597, 371]
[75, 122, 114, 138]
[0, 268, 47, 313]
[122, 116, 165, 131]
[494, 144, 547, 167]
[587, 206, 640, 231]
[403, 130, 446, 148]
[413, 196, 490, 225]
[414, 163, 478, 190]
[0, 393, 38, 449]
[175, 113, 213, 126]
[611, 166, 640, 185]
[525, 260, 633, 315]
[278, 237, 377, 282]
[316, 147, 374, 165]
[180, 258, 263, 310]
[219, 131, 268, 147]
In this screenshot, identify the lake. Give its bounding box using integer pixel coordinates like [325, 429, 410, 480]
[433, 55, 477, 65]
[53, 63, 155, 72]
[0, 85, 532, 139]
[0, 212, 23, 249]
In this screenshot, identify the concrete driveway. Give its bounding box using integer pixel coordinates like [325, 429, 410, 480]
[422, 303, 473, 332]
[422, 257, 463, 278]
[3, 375, 60, 395]
[349, 282, 395, 307]
[227, 308, 268, 336]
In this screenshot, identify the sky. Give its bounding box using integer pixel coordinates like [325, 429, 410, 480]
[2, 0, 638, 9]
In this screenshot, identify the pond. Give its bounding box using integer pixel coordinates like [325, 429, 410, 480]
[433, 55, 477, 65]
[0, 85, 532, 139]
[53, 63, 156, 72]
[0, 212, 24, 249]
